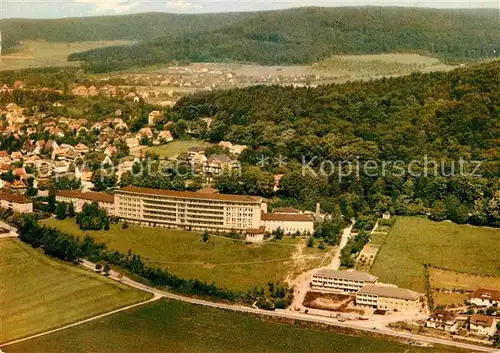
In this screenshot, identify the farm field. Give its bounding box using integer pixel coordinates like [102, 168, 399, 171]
[0, 238, 151, 344]
[429, 267, 500, 307]
[370, 217, 500, 293]
[137, 140, 212, 158]
[312, 53, 455, 79]
[40, 218, 327, 291]
[5, 299, 469, 353]
[0, 40, 135, 71]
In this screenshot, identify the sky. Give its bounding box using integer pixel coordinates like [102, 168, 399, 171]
[1, 0, 498, 19]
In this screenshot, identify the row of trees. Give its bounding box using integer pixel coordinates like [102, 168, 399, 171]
[16, 216, 293, 309]
[340, 232, 371, 268]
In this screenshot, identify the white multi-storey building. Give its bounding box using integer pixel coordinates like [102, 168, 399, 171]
[311, 269, 378, 293]
[114, 186, 265, 232]
[356, 285, 421, 313]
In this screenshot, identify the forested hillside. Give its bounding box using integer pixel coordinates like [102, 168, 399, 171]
[0, 12, 254, 52]
[165, 62, 500, 226]
[67, 7, 500, 72]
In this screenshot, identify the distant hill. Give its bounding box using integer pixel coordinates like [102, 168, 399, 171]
[2, 7, 499, 72]
[0, 12, 255, 52]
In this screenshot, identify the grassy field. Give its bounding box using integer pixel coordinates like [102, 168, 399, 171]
[312, 53, 455, 79]
[0, 40, 135, 71]
[370, 231, 389, 247]
[5, 299, 469, 353]
[429, 267, 500, 292]
[40, 218, 325, 291]
[0, 238, 151, 344]
[370, 217, 500, 293]
[137, 140, 212, 158]
[429, 267, 500, 307]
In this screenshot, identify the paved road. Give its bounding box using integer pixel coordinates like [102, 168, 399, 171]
[75, 260, 496, 353]
[3, 237, 497, 352]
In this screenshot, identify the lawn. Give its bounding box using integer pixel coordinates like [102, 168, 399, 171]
[5, 299, 469, 353]
[370, 232, 389, 247]
[40, 218, 325, 291]
[0, 40, 135, 71]
[141, 140, 212, 158]
[0, 238, 151, 344]
[370, 217, 500, 293]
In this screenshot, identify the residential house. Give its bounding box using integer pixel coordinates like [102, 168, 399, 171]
[104, 146, 117, 157]
[46, 140, 59, 152]
[187, 147, 205, 160]
[92, 122, 103, 131]
[219, 141, 233, 150]
[469, 314, 497, 337]
[13, 167, 27, 179]
[426, 310, 459, 333]
[53, 160, 71, 177]
[88, 86, 99, 96]
[10, 180, 27, 195]
[126, 137, 140, 149]
[231, 144, 248, 155]
[74, 143, 90, 154]
[470, 288, 500, 307]
[72, 85, 88, 97]
[13, 80, 24, 90]
[10, 151, 23, 162]
[138, 127, 153, 139]
[158, 130, 174, 143]
[148, 110, 163, 125]
[203, 154, 239, 177]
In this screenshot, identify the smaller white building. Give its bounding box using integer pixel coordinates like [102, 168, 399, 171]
[56, 191, 116, 216]
[260, 212, 314, 235]
[245, 226, 266, 243]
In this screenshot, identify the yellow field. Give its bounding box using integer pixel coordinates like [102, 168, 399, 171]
[0, 40, 135, 71]
[429, 267, 500, 307]
[429, 268, 500, 291]
[0, 238, 151, 343]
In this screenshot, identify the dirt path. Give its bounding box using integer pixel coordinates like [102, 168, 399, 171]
[287, 220, 355, 312]
[329, 220, 355, 270]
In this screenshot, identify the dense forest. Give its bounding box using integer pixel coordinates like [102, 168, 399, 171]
[65, 7, 500, 72]
[0, 12, 253, 52]
[165, 61, 500, 226]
